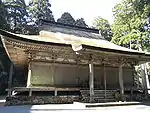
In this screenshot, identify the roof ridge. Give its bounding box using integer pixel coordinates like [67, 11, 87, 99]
[39, 19, 99, 34]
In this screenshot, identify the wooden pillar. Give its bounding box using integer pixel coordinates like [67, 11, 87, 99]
[89, 59, 94, 101]
[119, 64, 124, 101]
[103, 64, 107, 100]
[8, 63, 13, 97]
[141, 63, 150, 94]
[144, 63, 150, 94]
[54, 90, 57, 96]
[27, 63, 31, 87]
[29, 88, 32, 96]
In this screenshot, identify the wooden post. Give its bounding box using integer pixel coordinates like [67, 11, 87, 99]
[89, 59, 94, 102]
[54, 90, 57, 96]
[29, 88, 32, 96]
[27, 63, 31, 87]
[141, 63, 150, 94]
[103, 64, 107, 100]
[131, 89, 133, 101]
[8, 63, 13, 97]
[144, 63, 150, 94]
[119, 64, 124, 101]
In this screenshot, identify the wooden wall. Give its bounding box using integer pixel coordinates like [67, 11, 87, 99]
[28, 62, 134, 89]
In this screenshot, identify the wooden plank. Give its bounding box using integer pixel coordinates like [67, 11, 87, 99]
[119, 64, 124, 101]
[8, 63, 13, 97]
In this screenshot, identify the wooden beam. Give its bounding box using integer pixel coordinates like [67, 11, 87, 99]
[8, 63, 13, 97]
[119, 64, 124, 101]
[89, 59, 94, 102]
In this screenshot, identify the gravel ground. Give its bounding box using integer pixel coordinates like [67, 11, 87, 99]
[0, 102, 150, 113]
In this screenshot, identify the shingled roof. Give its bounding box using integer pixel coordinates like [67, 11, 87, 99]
[0, 29, 148, 55]
[39, 19, 104, 40]
[0, 27, 150, 66]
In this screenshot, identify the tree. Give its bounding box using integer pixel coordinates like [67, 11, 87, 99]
[111, 0, 150, 50]
[57, 12, 76, 25]
[0, 0, 8, 30]
[4, 0, 28, 33]
[75, 18, 88, 27]
[28, 0, 55, 25]
[92, 17, 112, 41]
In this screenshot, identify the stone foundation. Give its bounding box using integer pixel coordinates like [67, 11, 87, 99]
[5, 96, 80, 106]
[132, 94, 150, 101]
[5, 93, 150, 105]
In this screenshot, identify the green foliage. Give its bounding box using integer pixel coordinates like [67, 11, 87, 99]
[57, 12, 76, 25]
[92, 16, 112, 41]
[0, 0, 7, 30]
[111, 0, 150, 50]
[75, 18, 88, 27]
[28, 0, 55, 24]
[4, 0, 28, 33]
[57, 12, 88, 27]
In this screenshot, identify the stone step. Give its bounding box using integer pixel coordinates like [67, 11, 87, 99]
[81, 92, 115, 96]
[80, 90, 116, 101]
[81, 94, 114, 97]
[95, 93, 114, 95]
[81, 96, 114, 100]
[81, 90, 116, 92]
[87, 94, 114, 98]
[80, 91, 115, 94]
[80, 90, 116, 94]
[82, 97, 115, 103]
[90, 96, 114, 99]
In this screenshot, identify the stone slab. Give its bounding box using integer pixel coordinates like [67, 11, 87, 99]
[86, 101, 150, 107]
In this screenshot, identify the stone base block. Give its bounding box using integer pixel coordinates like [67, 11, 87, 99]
[5, 96, 80, 106]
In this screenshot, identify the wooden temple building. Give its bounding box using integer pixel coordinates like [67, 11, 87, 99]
[0, 20, 150, 104]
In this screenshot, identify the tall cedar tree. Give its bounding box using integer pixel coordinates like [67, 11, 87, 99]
[0, 0, 7, 30]
[28, 0, 55, 25]
[92, 17, 112, 41]
[75, 18, 88, 28]
[111, 0, 150, 50]
[57, 12, 88, 27]
[57, 12, 76, 25]
[4, 0, 28, 33]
